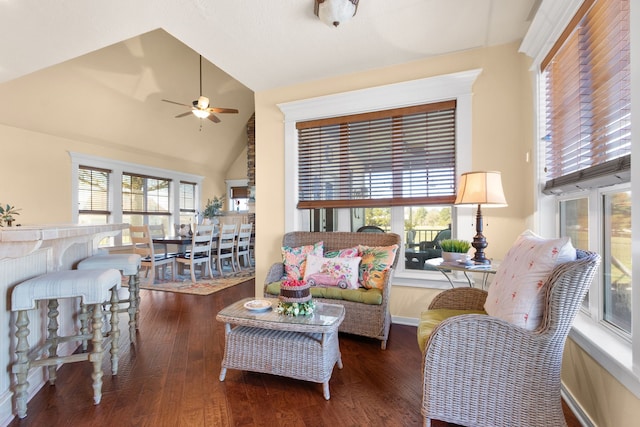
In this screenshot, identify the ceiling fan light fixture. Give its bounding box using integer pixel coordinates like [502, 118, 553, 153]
[314, 0, 359, 27]
[192, 109, 210, 119]
[196, 95, 209, 109]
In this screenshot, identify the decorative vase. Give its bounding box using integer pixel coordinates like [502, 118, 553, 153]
[442, 251, 469, 263]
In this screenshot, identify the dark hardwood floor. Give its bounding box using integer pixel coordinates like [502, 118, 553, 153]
[7, 279, 581, 427]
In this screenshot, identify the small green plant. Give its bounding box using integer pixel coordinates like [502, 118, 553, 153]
[0, 203, 21, 226]
[203, 195, 225, 218]
[439, 239, 471, 253]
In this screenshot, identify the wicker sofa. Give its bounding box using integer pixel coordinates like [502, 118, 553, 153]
[264, 231, 401, 349]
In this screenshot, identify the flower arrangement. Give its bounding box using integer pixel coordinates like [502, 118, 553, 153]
[276, 278, 315, 316]
[0, 203, 21, 227]
[203, 195, 225, 218]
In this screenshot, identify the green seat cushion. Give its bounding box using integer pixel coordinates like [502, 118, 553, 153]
[417, 308, 486, 352]
[265, 281, 383, 305]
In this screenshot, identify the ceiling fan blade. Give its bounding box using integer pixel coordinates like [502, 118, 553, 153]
[175, 111, 193, 118]
[207, 107, 239, 114]
[207, 114, 221, 123]
[162, 99, 192, 108]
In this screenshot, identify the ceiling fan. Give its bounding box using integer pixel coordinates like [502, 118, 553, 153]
[161, 55, 238, 123]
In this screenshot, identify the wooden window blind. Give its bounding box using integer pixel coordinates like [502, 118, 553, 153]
[231, 186, 249, 199]
[542, 0, 631, 194]
[78, 165, 110, 214]
[296, 100, 457, 209]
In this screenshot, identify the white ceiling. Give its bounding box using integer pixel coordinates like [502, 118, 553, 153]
[0, 0, 537, 91]
[0, 0, 537, 169]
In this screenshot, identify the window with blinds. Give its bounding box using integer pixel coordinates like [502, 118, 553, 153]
[296, 100, 457, 209]
[179, 181, 196, 213]
[122, 173, 171, 214]
[78, 165, 110, 215]
[542, 0, 631, 194]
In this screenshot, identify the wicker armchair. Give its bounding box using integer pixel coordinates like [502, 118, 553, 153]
[421, 249, 600, 427]
[264, 231, 401, 349]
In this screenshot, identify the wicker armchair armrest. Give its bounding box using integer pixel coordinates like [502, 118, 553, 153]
[428, 287, 487, 311]
[264, 263, 285, 285]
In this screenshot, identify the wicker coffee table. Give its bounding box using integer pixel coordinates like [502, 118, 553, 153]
[216, 297, 345, 399]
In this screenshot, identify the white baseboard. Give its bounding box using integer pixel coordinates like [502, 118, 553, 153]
[561, 386, 595, 427]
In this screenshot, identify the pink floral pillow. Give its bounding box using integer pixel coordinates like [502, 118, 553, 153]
[303, 254, 362, 289]
[484, 230, 576, 330]
[325, 246, 359, 258]
[281, 241, 323, 280]
[357, 244, 399, 290]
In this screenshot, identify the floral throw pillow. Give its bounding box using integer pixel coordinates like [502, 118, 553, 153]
[484, 230, 577, 330]
[357, 244, 399, 290]
[303, 254, 362, 289]
[325, 246, 359, 258]
[281, 241, 324, 280]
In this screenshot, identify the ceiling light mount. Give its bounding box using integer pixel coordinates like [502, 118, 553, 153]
[314, 0, 359, 27]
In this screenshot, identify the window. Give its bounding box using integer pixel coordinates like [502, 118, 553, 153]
[122, 173, 171, 232]
[535, 0, 636, 394]
[71, 152, 203, 246]
[226, 179, 249, 212]
[179, 181, 197, 224]
[279, 70, 479, 281]
[77, 165, 110, 225]
[296, 101, 457, 209]
[230, 185, 249, 211]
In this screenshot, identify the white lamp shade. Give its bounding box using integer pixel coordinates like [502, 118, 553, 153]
[192, 109, 210, 119]
[315, 0, 358, 27]
[454, 171, 508, 207]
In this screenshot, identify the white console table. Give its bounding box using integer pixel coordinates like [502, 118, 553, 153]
[0, 224, 127, 425]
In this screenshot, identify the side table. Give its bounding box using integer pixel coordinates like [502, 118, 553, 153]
[426, 258, 499, 288]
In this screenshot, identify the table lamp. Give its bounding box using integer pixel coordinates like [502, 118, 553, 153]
[454, 171, 507, 264]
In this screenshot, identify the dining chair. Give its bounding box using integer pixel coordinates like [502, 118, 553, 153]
[235, 223, 253, 269]
[214, 223, 238, 275]
[148, 224, 168, 255]
[130, 225, 175, 283]
[175, 224, 215, 283]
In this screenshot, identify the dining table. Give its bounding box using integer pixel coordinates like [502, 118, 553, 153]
[152, 236, 192, 257]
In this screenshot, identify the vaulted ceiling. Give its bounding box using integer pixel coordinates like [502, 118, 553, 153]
[0, 0, 537, 168]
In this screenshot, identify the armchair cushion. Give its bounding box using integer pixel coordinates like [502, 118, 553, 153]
[417, 308, 486, 352]
[484, 230, 576, 330]
[281, 241, 324, 280]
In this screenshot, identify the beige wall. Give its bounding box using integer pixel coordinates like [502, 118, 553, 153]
[562, 340, 640, 426]
[254, 41, 533, 307]
[226, 146, 248, 181]
[0, 122, 242, 225]
[253, 40, 640, 425]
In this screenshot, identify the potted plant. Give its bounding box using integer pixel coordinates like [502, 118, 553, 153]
[203, 195, 225, 220]
[439, 239, 471, 263]
[0, 203, 21, 227]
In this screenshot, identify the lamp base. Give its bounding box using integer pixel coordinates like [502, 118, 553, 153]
[471, 204, 491, 264]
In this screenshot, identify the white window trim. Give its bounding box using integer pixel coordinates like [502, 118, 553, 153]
[277, 70, 481, 285]
[522, 0, 640, 398]
[69, 152, 204, 244]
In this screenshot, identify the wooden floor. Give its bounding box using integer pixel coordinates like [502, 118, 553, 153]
[7, 279, 581, 427]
